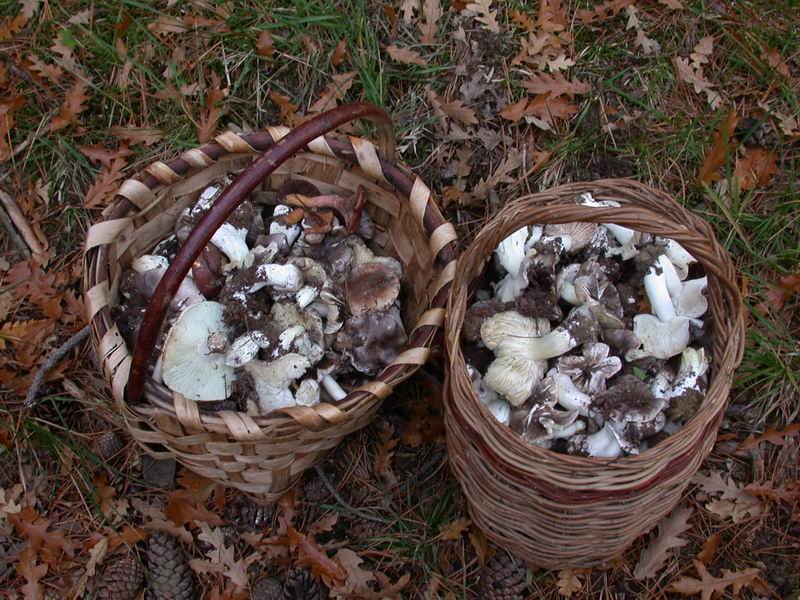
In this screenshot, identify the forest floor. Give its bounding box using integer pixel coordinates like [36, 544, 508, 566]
[0, 0, 798, 598]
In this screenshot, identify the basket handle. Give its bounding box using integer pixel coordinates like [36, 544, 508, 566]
[125, 103, 396, 403]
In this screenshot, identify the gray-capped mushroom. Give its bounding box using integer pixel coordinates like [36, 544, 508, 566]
[593, 375, 664, 424]
[161, 301, 235, 401]
[345, 262, 401, 316]
[335, 306, 407, 376]
[521, 405, 586, 447]
[664, 347, 709, 422]
[557, 342, 622, 394]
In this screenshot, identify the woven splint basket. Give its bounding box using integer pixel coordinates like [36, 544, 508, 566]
[83, 104, 457, 500]
[444, 179, 744, 567]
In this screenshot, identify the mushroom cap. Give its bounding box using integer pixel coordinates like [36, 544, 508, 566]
[627, 314, 691, 360]
[295, 378, 321, 407]
[522, 405, 585, 445]
[161, 301, 235, 401]
[557, 342, 622, 394]
[484, 354, 548, 406]
[463, 298, 507, 342]
[544, 222, 598, 252]
[335, 306, 407, 376]
[276, 179, 321, 202]
[345, 262, 401, 316]
[594, 375, 663, 424]
[674, 277, 708, 319]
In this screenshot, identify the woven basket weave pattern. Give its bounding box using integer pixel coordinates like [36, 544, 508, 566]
[444, 179, 744, 567]
[84, 119, 457, 500]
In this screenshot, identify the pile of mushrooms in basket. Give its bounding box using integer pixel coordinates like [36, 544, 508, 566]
[113, 179, 408, 414]
[463, 194, 711, 458]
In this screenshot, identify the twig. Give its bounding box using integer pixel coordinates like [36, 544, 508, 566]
[0, 203, 30, 256]
[0, 187, 46, 258]
[314, 465, 390, 524]
[24, 325, 91, 409]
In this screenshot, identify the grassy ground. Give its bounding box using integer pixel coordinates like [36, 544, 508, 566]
[1, 0, 798, 598]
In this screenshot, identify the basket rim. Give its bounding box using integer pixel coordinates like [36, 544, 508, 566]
[444, 178, 745, 470]
[83, 125, 457, 432]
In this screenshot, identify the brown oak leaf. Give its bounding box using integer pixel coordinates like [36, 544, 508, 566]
[419, 0, 442, 44]
[668, 560, 760, 600]
[634, 505, 693, 579]
[734, 147, 780, 190]
[309, 72, 356, 113]
[83, 157, 127, 208]
[523, 72, 588, 99]
[385, 44, 427, 67]
[50, 79, 89, 131]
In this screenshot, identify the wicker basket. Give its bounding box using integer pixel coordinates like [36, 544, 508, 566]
[444, 179, 744, 568]
[83, 104, 457, 500]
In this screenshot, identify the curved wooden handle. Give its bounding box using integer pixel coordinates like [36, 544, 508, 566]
[126, 103, 396, 403]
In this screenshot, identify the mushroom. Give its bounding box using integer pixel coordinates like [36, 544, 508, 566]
[557, 342, 622, 394]
[540, 371, 590, 415]
[658, 238, 697, 280]
[593, 375, 664, 424]
[494, 226, 534, 302]
[269, 204, 302, 250]
[161, 301, 235, 401]
[128, 254, 205, 312]
[300, 210, 336, 244]
[468, 365, 510, 424]
[335, 306, 407, 376]
[556, 263, 581, 305]
[480, 311, 551, 405]
[225, 330, 271, 368]
[308, 280, 345, 335]
[665, 347, 709, 422]
[211, 222, 250, 271]
[573, 261, 625, 329]
[623, 411, 667, 444]
[463, 298, 506, 343]
[577, 195, 640, 260]
[672, 277, 708, 320]
[521, 405, 586, 447]
[295, 378, 321, 407]
[650, 366, 676, 401]
[174, 183, 222, 241]
[626, 314, 691, 361]
[514, 241, 562, 319]
[286, 257, 329, 309]
[641, 252, 678, 322]
[317, 361, 348, 401]
[345, 262, 401, 316]
[192, 243, 226, 298]
[568, 423, 623, 458]
[244, 353, 311, 414]
[344, 236, 404, 280]
[271, 325, 324, 365]
[269, 302, 324, 346]
[544, 222, 597, 252]
[601, 328, 640, 356]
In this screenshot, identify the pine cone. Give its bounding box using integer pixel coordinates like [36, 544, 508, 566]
[283, 567, 328, 600]
[476, 552, 527, 600]
[223, 495, 274, 531]
[93, 431, 125, 463]
[147, 531, 197, 600]
[348, 517, 383, 541]
[42, 589, 64, 600]
[250, 576, 282, 600]
[736, 116, 780, 149]
[93, 555, 144, 600]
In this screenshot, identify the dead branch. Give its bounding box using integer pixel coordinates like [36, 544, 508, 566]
[24, 325, 91, 409]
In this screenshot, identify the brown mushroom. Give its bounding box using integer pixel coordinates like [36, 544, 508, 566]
[345, 262, 400, 316]
[285, 185, 367, 235]
[192, 243, 225, 298]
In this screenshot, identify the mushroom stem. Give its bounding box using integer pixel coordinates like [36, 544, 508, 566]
[550, 372, 592, 415]
[253, 263, 304, 292]
[320, 373, 347, 401]
[605, 223, 636, 246]
[643, 267, 677, 321]
[210, 222, 250, 270]
[662, 239, 696, 280]
[586, 424, 623, 458]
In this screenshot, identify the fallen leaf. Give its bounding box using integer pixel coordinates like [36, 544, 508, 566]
[438, 98, 478, 125]
[399, 0, 416, 23]
[374, 422, 397, 476]
[738, 423, 800, 450]
[331, 39, 347, 67]
[269, 90, 299, 125]
[692, 471, 764, 522]
[547, 53, 576, 71]
[256, 30, 274, 59]
[71, 537, 108, 598]
[50, 78, 90, 131]
[335, 548, 376, 593]
[308, 71, 357, 113]
[287, 527, 347, 587]
[9, 507, 78, 565]
[499, 97, 529, 122]
[16, 546, 47, 600]
[468, 528, 489, 567]
[26, 54, 63, 82]
[385, 44, 427, 67]
[576, 0, 633, 24]
[109, 126, 165, 146]
[78, 144, 132, 168]
[538, 0, 567, 31]
[696, 533, 721, 564]
[466, 0, 501, 34]
[634, 505, 693, 579]
[419, 0, 442, 44]
[744, 480, 800, 504]
[658, 0, 683, 7]
[690, 36, 714, 69]
[626, 6, 661, 55]
[164, 496, 224, 528]
[472, 149, 523, 200]
[509, 8, 535, 30]
[674, 57, 721, 108]
[0, 96, 25, 161]
[668, 560, 760, 600]
[197, 72, 226, 143]
[557, 568, 587, 596]
[83, 157, 127, 209]
[308, 513, 339, 535]
[523, 72, 589, 99]
[697, 110, 739, 185]
[734, 147, 780, 190]
[437, 517, 470, 540]
[761, 48, 790, 77]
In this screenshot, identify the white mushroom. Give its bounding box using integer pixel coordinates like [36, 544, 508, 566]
[522, 405, 586, 446]
[131, 255, 169, 273]
[161, 301, 235, 401]
[643, 259, 678, 322]
[546, 370, 592, 416]
[650, 367, 676, 400]
[130, 254, 204, 311]
[480, 311, 551, 405]
[211, 222, 250, 271]
[672, 277, 708, 320]
[494, 227, 533, 302]
[556, 263, 581, 305]
[270, 204, 302, 247]
[569, 423, 622, 458]
[469, 366, 510, 425]
[578, 195, 639, 260]
[272, 325, 324, 364]
[295, 379, 321, 407]
[225, 331, 271, 368]
[244, 353, 311, 414]
[253, 263, 304, 292]
[666, 347, 709, 402]
[318, 369, 348, 401]
[659, 238, 697, 280]
[626, 314, 691, 360]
